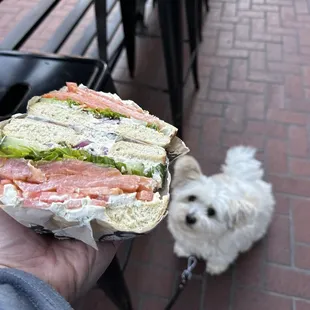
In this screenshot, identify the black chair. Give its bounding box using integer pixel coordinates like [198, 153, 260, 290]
[198, 0, 210, 42]
[94, 0, 136, 77]
[152, 0, 209, 42]
[115, 0, 209, 139]
[0, 0, 136, 77]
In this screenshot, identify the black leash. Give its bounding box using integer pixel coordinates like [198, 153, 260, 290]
[164, 256, 197, 310]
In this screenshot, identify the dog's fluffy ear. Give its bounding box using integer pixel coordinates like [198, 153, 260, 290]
[171, 155, 202, 189]
[225, 199, 256, 230]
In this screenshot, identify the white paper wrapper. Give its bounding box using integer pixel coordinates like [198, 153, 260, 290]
[0, 105, 189, 249]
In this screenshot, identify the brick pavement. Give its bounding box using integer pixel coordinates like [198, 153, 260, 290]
[2, 0, 310, 309]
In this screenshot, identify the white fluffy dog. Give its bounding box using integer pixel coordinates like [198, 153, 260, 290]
[168, 146, 275, 275]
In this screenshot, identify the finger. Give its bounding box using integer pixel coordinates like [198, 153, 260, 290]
[0, 209, 30, 237]
[93, 240, 119, 273]
[93, 240, 122, 274]
[0, 208, 19, 229]
[79, 241, 118, 295]
[0, 209, 46, 247]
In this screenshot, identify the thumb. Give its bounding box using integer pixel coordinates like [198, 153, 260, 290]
[79, 240, 120, 296]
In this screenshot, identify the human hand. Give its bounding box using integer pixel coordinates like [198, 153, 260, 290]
[0, 209, 118, 303]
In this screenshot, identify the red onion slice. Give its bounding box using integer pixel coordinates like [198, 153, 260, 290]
[73, 140, 91, 148]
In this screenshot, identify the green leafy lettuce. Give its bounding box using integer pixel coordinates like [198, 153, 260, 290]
[146, 163, 166, 181]
[146, 123, 160, 131]
[0, 137, 166, 180]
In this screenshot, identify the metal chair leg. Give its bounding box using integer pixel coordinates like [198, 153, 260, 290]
[94, 0, 107, 61]
[97, 256, 133, 310]
[198, 0, 203, 43]
[157, 0, 184, 139]
[119, 0, 136, 78]
[185, 0, 200, 90]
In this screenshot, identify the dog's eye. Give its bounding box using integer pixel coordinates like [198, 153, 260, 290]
[207, 207, 216, 217]
[188, 195, 197, 202]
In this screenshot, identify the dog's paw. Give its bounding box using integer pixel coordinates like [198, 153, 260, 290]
[240, 242, 254, 253]
[206, 262, 228, 275]
[173, 243, 189, 258]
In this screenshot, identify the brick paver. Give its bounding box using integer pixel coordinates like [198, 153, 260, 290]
[2, 0, 310, 309]
[110, 0, 310, 308]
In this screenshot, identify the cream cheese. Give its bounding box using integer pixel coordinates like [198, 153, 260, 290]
[1, 184, 22, 206]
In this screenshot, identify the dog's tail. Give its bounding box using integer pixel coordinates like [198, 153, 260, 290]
[221, 146, 263, 182]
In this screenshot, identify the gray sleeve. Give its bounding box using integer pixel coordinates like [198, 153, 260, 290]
[0, 268, 73, 310]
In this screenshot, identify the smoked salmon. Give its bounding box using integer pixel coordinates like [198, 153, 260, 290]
[0, 159, 45, 183]
[38, 160, 121, 178]
[0, 156, 156, 210]
[66, 82, 144, 113]
[43, 82, 162, 128]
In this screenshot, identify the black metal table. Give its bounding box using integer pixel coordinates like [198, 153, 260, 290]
[0, 0, 135, 75]
[112, 0, 209, 139]
[0, 50, 133, 310]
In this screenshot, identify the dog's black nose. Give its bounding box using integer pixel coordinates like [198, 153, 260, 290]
[186, 214, 196, 225]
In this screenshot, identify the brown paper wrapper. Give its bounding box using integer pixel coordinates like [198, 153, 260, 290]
[0, 109, 189, 249]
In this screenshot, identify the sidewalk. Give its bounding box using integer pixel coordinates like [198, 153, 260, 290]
[1, 0, 310, 309]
